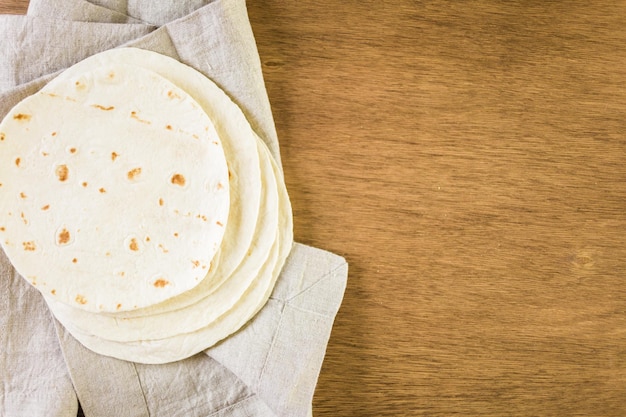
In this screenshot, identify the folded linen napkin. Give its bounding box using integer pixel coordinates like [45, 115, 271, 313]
[0, 1, 348, 416]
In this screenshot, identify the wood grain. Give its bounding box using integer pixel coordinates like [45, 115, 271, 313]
[3, 1, 626, 415]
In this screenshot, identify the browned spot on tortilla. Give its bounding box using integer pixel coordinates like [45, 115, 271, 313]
[171, 174, 185, 186]
[127, 167, 142, 180]
[145, 236, 151, 242]
[167, 90, 180, 100]
[173, 233, 179, 237]
[99, 188, 106, 193]
[20, 212, 27, 225]
[217, 182, 224, 190]
[41, 205, 50, 211]
[158, 244, 169, 253]
[15, 158, 21, 167]
[129, 238, 139, 251]
[191, 260, 200, 268]
[13, 113, 31, 121]
[166, 124, 173, 130]
[192, 134, 199, 140]
[159, 198, 164, 206]
[91, 104, 115, 111]
[108, 71, 115, 79]
[51, 132, 57, 137]
[0, 227, 5, 232]
[0, 133, 5, 141]
[130, 111, 151, 124]
[58, 229, 70, 245]
[153, 278, 169, 288]
[116, 303, 122, 310]
[19, 192, 27, 199]
[55, 165, 69, 181]
[82, 182, 88, 187]
[22, 241, 36, 251]
[51, 289, 56, 295]
[42, 152, 49, 157]
[45, 92, 60, 98]
[105, 252, 111, 257]
[69, 148, 77, 154]
[72, 258, 78, 263]
[216, 221, 223, 227]
[75, 81, 86, 90]
[75, 294, 87, 305]
[111, 152, 119, 161]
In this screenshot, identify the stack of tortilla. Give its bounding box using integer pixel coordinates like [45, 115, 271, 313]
[0, 48, 293, 364]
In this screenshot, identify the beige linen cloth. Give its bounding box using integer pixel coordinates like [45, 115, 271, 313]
[0, 1, 348, 416]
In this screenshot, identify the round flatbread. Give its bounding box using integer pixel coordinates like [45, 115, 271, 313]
[0, 63, 230, 313]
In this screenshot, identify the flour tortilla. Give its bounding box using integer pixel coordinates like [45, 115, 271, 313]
[46, 136, 279, 341]
[0, 63, 230, 313]
[58, 139, 293, 364]
[46, 48, 263, 316]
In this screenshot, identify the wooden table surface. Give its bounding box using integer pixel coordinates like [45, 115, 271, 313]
[3, 1, 626, 415]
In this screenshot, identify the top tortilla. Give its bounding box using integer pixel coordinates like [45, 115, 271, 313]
[0, 63, 230, 312]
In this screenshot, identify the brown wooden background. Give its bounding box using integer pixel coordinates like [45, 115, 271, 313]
[3, 1, 626, 415]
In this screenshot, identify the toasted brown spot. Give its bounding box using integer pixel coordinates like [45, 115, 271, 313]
[216, 221, 223, 227]
[111, 152, 119, 161]
[116, 303, 122, 310]
[45, 92, 60, 98]
[51, 289, 56, 295]
[72, 258, 78, 263]
[127, 167, 142, 180]
[91, 104, 115, 111]
[130, 111, 151, 124]
[13, 113, 31, 121]
[82, 182, 88, 187]
[105, 252, 111, 257]
[145, 236, 151, 242]
[22, 241, 36, 251]
[166, 125, 173, 130]
[99, 188, 106, 193]
[159, 198, 164, 206]
[228, 170, 232, 179]
[174, 233, 179, 237]
[42, 152, 50, 157]
[129, 238, 139, 251]
[0, 227, 5, 232]
[58, 229, 70, 245]
[153, 278, 169, 288]
[108, 71, 115, 79]
[167, 90, 180, 100]
[171, 174, 186, 186]
[217, 182, 224, 190]
[69, 148, 77, 154]
[75, 81, 85, 90]
[75, 294, 87, 305]
[19, 192, 27, 199]
[15, 158, 21, 167]
[0, 133, 5, 141]
[20, 212, 27, 225]
[191, 260, 200, 268]
[55, 165, 69, 181]
[158, 244, 169, 253]
[41, 205, 50, 211]
[51, 132, 57, 137]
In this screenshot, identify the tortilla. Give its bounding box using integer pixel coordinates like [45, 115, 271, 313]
[0, 63, 230, 313]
